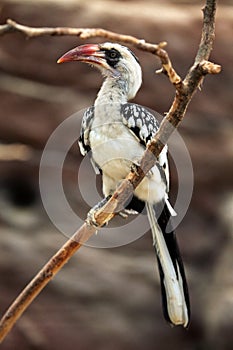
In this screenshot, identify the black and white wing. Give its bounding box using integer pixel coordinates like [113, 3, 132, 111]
[121, 103, 159, 145]
[121, 103, 169, 189]
[78, 106, 101, 174]
[78, 106, 94, 156]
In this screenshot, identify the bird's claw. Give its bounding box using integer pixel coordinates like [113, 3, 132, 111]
[146, 169, 153, 179]
[86, 208, 100, 229]
[86, 196, 111, 229]
[118, 208, 139, 219]
[131, 160, 153, 179]
[131, 160, 140, 176]
[118, 211, 129, 219]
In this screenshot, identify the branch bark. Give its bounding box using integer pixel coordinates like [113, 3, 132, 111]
[0, 0, 220, 343]
[0, 19, 181, 86]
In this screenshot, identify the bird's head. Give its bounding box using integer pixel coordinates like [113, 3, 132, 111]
[57, 42, 142, 100]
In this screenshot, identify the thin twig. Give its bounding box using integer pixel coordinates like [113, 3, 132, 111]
[0, 19, 181, 86]
[0, 0, 220, 343]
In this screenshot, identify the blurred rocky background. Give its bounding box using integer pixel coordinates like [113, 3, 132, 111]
[0, 0, 232, 349]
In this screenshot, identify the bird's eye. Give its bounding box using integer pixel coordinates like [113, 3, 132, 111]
[103, 48, 122, 68]
[109, 51, 117, 58]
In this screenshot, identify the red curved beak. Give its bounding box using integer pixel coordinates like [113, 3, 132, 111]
[57, 44, 102, 64]
[57, 43, 120, 78]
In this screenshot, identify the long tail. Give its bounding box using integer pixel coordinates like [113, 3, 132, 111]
[146, 201, 190, 328]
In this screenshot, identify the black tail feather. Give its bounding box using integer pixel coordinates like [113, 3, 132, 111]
[149, 201, 190, 327]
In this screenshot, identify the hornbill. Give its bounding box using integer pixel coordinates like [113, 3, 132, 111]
[58, 42, 190, 327]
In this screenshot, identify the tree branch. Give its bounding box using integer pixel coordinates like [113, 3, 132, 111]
[0, 19, 181, 86]
[0, 0, 220, 343]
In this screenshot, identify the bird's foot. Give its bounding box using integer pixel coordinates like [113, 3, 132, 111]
[131, 159, 153, 179]
[118, 208, 139, 219]
[131, 159, 142, 176]
[146, 169, 154, 179]
[118, 211, 129, 219]
[86, 196, 111, 228]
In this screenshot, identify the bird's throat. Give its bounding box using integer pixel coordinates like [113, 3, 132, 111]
[95, 77, 128, 105]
